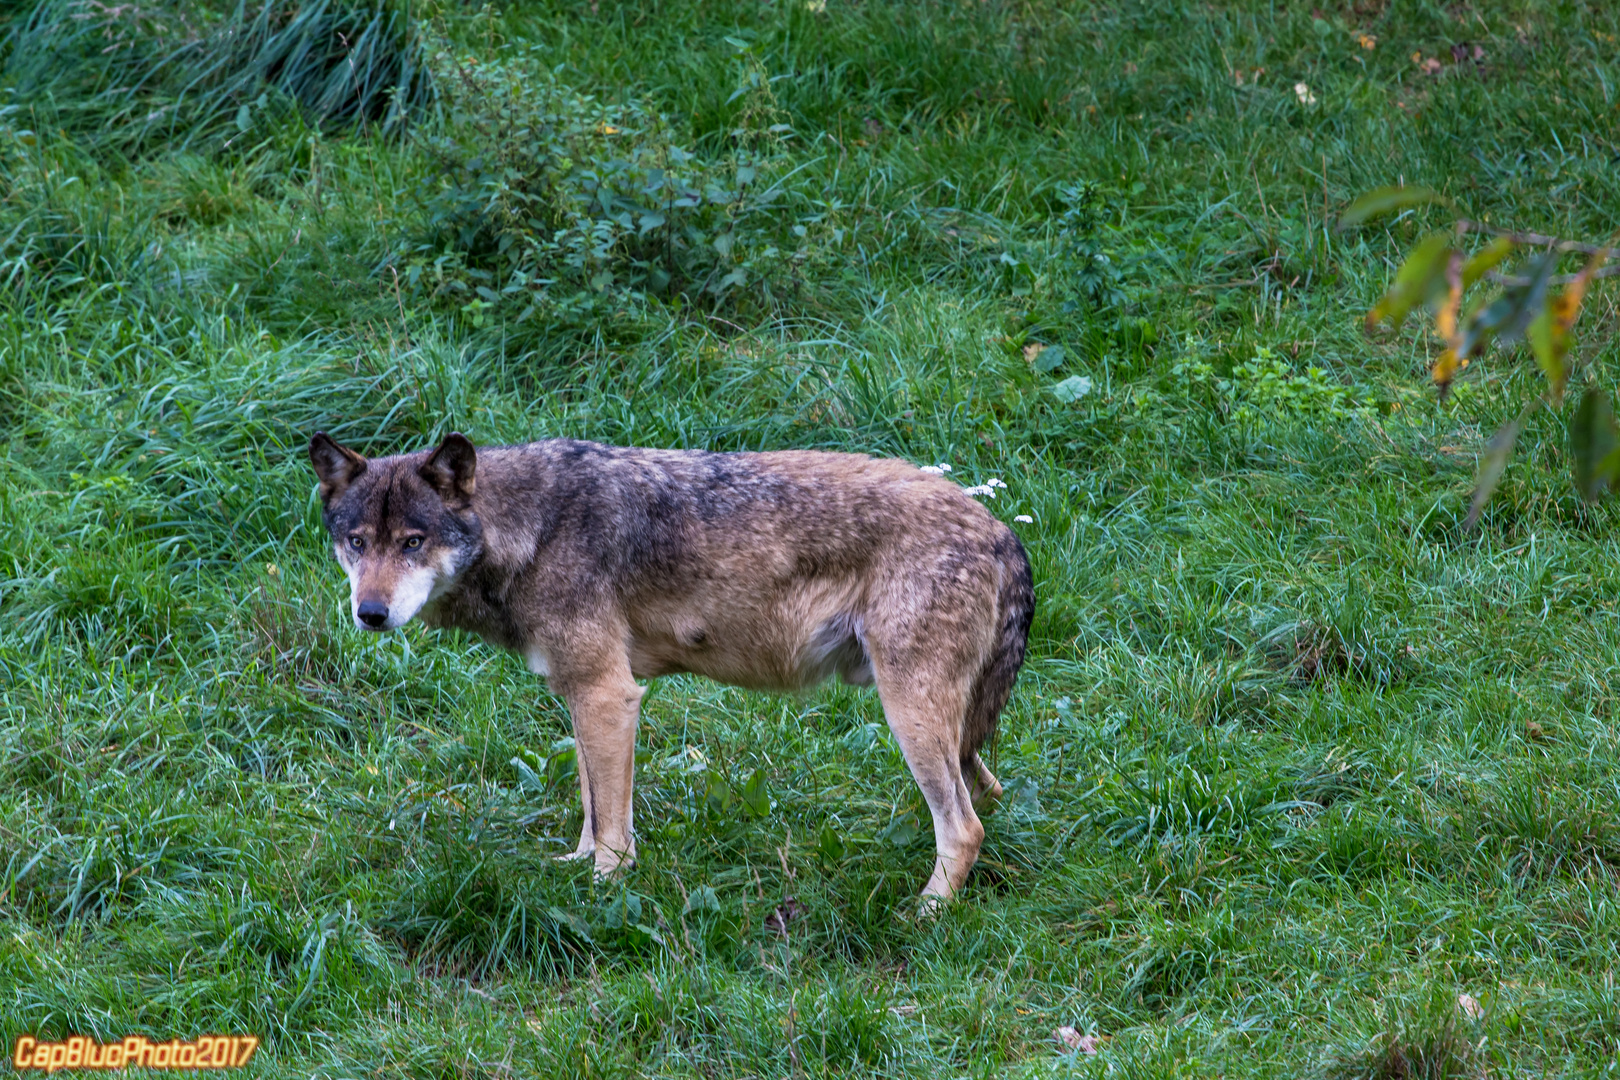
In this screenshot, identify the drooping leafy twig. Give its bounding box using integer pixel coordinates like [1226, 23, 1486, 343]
[1346, 187, 1618, 522]
[1452, 221, 1618, 286]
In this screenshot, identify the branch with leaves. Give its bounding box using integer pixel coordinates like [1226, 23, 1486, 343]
[1340, 186, 1614, 527]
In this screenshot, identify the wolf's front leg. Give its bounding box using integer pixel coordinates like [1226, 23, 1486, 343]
[561, 664, 644, 878]
[531, 644, 598, 862]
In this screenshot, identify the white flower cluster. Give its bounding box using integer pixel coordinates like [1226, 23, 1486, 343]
[919, 463, 1031, 523]
[961, 478, 1008, 498]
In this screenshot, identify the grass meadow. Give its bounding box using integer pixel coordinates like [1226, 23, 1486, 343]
[3, 0, 1620, 1075]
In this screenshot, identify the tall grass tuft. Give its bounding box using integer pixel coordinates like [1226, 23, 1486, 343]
[1, 0, 434, 154]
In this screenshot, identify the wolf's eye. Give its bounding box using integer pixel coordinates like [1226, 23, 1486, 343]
[403, 537, 423, 550]
[347, 535, 365, 551]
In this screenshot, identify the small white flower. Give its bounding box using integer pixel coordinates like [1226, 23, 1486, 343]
[919, 462, 952, 475]
[1294, 82, 1317, 106]
[1014, 515, 1033, 523]
[961, 484, 997, 498]
[987, 478, 1007, 489]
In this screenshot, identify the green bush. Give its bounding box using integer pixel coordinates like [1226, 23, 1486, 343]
[1052, 180, 1127, 313]
[1144, 344, 1377, 423]
[400, 44, 791, 324]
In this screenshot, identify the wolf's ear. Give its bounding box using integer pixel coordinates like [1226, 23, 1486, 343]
[309, 431, 367, 502]
[419, 431, 477, 504]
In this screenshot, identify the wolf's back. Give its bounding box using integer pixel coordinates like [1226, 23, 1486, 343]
[960, 528, 1035, 768]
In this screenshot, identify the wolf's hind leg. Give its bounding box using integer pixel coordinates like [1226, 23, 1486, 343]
[872, 669, 984, 900]
[561, 663, 643, 878]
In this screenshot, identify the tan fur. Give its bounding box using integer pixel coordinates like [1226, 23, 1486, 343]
[310, 433, 1034, 900]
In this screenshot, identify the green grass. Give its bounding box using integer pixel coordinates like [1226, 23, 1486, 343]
[3, 0, 1620, 1076]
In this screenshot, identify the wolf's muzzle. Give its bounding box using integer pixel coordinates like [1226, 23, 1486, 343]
[357, 600, 390, 629]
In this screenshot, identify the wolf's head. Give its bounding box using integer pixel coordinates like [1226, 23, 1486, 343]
[309, 431, 485, 631]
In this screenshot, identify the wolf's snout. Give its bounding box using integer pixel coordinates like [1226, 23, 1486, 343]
[357, 600, 390, 629]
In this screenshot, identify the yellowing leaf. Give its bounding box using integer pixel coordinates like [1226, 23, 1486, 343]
[1527, 308, 1566, 402]
[1367, 231, 1453, 332]
[1434, 251, 1463, 350]
[1560, 245, 1609, 314]
[1431, 348, 1462, 394]
[1460, 236, 1514, 290]
[1338, 185, 1450, 230]
[1530, 244, 1611, 406]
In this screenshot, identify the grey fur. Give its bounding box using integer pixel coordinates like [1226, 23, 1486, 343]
[310, 432, 1034, 899]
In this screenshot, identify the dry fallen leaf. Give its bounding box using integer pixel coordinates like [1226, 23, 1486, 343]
[1023, 342, 1048, 365]
[1457, 993, 1484, 1020]
[1055, 1027, 1109, 1054]
[1357, 33, 1377, 49]
[765, 896, 807, 936]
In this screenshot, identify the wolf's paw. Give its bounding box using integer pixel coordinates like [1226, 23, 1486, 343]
[591, 847, 637, 881]
[900, 893, 951, 925]
[968, 755, 1003, 810]
[554, 846, 595, 863]
[971, 779, 1003, 812]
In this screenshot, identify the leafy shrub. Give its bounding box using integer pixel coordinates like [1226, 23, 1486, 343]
[1144, 345, 1376, 423]
[400, 44, 791, 324]
[1051, 180, 1127, 312]
[1, 0, 433, 154]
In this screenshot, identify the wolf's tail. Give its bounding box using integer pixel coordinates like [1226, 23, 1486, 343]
[961, 529, 1035, 772]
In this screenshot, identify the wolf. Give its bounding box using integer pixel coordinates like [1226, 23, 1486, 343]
[308, 431, 1034, 900]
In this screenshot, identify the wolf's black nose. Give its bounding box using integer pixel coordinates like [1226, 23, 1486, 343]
[357, 601, 389, 628]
